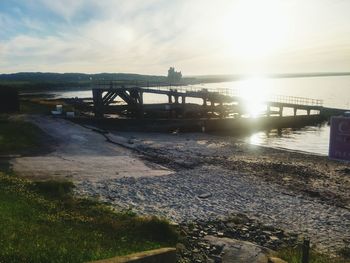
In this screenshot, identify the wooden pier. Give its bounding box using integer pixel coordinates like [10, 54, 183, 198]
[91, 81, 324, 119]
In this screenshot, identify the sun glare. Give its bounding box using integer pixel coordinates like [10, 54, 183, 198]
[222, 0, 290, 60]
[237, 77, 271, 117]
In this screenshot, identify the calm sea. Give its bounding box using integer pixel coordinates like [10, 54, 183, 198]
[51, 75, 350, 156]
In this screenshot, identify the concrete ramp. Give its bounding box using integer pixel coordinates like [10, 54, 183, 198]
[11, 116, 172, 182]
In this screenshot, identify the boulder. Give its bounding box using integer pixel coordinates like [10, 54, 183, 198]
[204, 235, 272, 263]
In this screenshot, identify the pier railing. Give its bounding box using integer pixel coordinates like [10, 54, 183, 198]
[161, 86, 324, 107]
[270, 95, 323, 107]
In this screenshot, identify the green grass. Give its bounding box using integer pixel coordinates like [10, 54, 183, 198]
[19, 100, 52, 114]
[277, 246, 350, 263]
[0, 117, 44, 155]
[0, 173, 178, 263]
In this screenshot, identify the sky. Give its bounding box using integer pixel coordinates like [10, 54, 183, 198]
[0, 0, 350, 75]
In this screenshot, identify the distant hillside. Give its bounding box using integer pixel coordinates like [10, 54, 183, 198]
[0, 72, 167, 82]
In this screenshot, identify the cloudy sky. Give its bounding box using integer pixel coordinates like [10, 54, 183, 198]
[1, 0, 350, 75]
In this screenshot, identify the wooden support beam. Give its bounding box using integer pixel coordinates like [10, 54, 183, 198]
[102, 91, 114, 104]
[117, 90, 138, 106]
[103, 92, 118, 106]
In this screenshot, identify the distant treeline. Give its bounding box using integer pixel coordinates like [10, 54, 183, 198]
[0, 72, 170, 91]
[0, 72, 202, 91]
[0, 72, 170, 82]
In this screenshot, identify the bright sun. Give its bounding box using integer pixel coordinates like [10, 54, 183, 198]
[222, 0, 290, 60]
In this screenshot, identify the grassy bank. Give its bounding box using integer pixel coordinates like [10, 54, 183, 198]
[277, 246, 350, 263]
[0, 116, 44, 155]
[0, 117, 177, 262]
[0, 173, 177, 263]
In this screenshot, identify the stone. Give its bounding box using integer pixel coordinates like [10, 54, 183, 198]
[217, 232, 224, 237]
[192, 248, 200, 253]
[211, 254, 223, 263]
[204, 235, 271, 263]
[198, 193, 213, 199]
[176, 243, 187, 253]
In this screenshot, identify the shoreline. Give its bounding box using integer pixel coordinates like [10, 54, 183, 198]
[9, 115, 350, 255]
[248, 142, 327, 157]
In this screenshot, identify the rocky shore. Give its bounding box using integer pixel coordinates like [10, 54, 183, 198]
[15, 116, 349, 258]
[75, 131, 350, 255]
[176, 214, 299, 262]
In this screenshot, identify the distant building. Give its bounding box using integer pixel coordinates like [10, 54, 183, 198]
[0, 87, 19, 113]
[167, 67, 182, 83]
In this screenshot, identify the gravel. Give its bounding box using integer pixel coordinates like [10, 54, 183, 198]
[76, 164, 350, 253]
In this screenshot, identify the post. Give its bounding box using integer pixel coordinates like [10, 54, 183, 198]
[139, 91, 144, 105]
[294, 107, 297, 116]
[219, 102, 224, 118]
[182, 96, 186, 118]
[203, 98, 207, 106]
[201, 97, 208, 118]
[139, 91, 144, 118]
[92, 89, 104, 118]
[301, 238, 310, 263]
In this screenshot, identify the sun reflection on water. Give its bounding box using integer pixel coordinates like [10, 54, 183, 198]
[249, 132, 266, 144]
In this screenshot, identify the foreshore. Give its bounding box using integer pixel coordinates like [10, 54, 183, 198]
[10, 116, 350, 255]
[75, 129, 350, 254]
